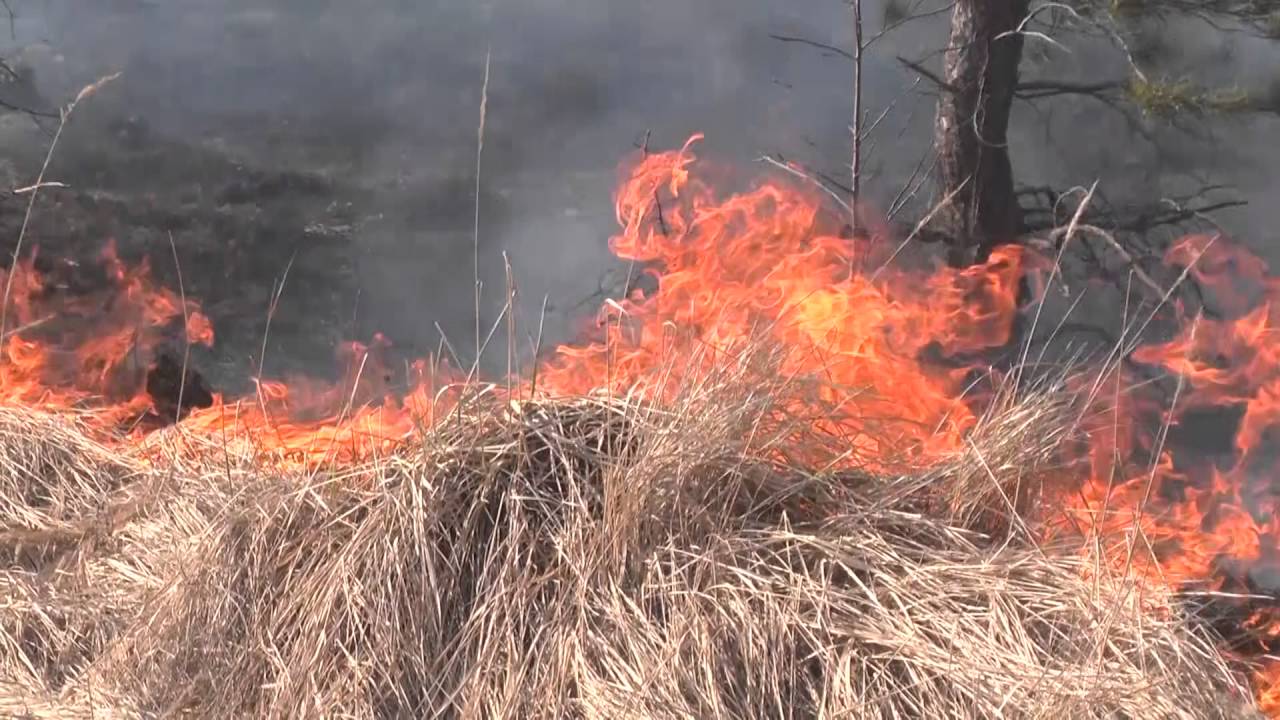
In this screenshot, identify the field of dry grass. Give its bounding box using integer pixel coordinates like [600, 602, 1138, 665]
[0, 346, 1264, 719]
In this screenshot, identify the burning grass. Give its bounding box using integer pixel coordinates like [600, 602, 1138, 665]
[4, 131, 1279, 716]
[0, 353, 1263, 719]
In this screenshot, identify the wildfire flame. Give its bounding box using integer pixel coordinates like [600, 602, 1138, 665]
[0, 239, 215, 426]
[3, 135, 1279, 713]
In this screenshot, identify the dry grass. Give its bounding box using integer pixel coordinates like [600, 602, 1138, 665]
[0, 352, 1264, 719]
[0, 407, 140, 537]
[0, 408, 216, 714]
[0, 407, 140, 709]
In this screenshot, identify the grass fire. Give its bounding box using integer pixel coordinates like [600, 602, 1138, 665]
[1, 133, 1278, 718]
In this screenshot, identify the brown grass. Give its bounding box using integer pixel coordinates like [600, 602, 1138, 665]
[0, 351, 1264, 719]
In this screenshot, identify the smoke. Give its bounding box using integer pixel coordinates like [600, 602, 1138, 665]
[1, 0, 1277, 375]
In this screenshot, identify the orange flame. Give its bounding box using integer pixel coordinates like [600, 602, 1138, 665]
[539, 135, 1025, 469]
[1, 240, 215, 426]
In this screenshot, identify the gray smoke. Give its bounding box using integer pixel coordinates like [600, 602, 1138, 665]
[1, 0, 1276, 377]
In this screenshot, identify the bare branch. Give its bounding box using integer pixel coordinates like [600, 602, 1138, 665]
[0, 59, 59, 119]
[759, 154, 855, 217]
[768, 34, 853, 60]
[1014, 79, 1124, 99]
[0, 0, 14, 42]
[865, 1, 957, 49]
[0, 97, 59, 118]
[1048, 223, 1169, 298]
[897, 56, 955, 91]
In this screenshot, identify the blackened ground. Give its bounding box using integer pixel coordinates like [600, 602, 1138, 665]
[0, 111, 361, 393]
[0, 87, 586, 396]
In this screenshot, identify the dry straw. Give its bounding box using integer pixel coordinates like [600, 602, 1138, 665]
[0, 345, 1263, 719]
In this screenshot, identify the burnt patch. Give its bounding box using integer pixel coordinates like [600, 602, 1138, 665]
[145, 351, 214, 422]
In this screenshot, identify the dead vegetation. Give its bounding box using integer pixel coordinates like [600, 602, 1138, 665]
[0, 350, 1265, 719]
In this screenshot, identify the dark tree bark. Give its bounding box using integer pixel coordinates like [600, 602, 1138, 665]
[933, 0, 1031, 267]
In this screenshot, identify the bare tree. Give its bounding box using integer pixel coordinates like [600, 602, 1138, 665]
[932, 0, 1031, 266]
[778, 0, 1278, 270]
[921, 0, 1278, 266]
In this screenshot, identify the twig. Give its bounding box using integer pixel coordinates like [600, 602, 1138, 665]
[860, 77, 918, 142]
[887, 148, 938, 222]
[770, 2, 956, 56]
[254, 252, 296, 439]
[0, 60, 58, 118]
[167, 231, 191, 425]
[1, 0, 14, 42]
[1018, 182, 1098, 389]
[758, 155, 853, 217]
[1014, 79, 1123, 100]
[0, 96, 59, 119]
[0, 312, 53, 340]
[871, 180, 968, 283]
[851, 0, 864, 230]
[864, 1, 956, 50]
[901, 56, 1124, 102]
[653, 189, 669, 236]
[503, 251, 517, 392]
[767, 33, 853, 60]
[1048, 223, 1168, 299]
[994, 2, 1077, 54]
[12, 181, 69, 194]
[1113, 200, 1247, 233]
[527, 293, 548, 398]
[473, 51, 491, 371]
[896, 56, 955, 92]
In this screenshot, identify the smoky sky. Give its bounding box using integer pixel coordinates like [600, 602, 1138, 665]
[2, 0, 1278, 372]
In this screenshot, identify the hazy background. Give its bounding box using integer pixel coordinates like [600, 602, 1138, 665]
[1, 0, 1276, 381]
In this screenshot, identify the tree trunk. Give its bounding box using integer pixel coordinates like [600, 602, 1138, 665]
[933, 0, 1030, 267]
